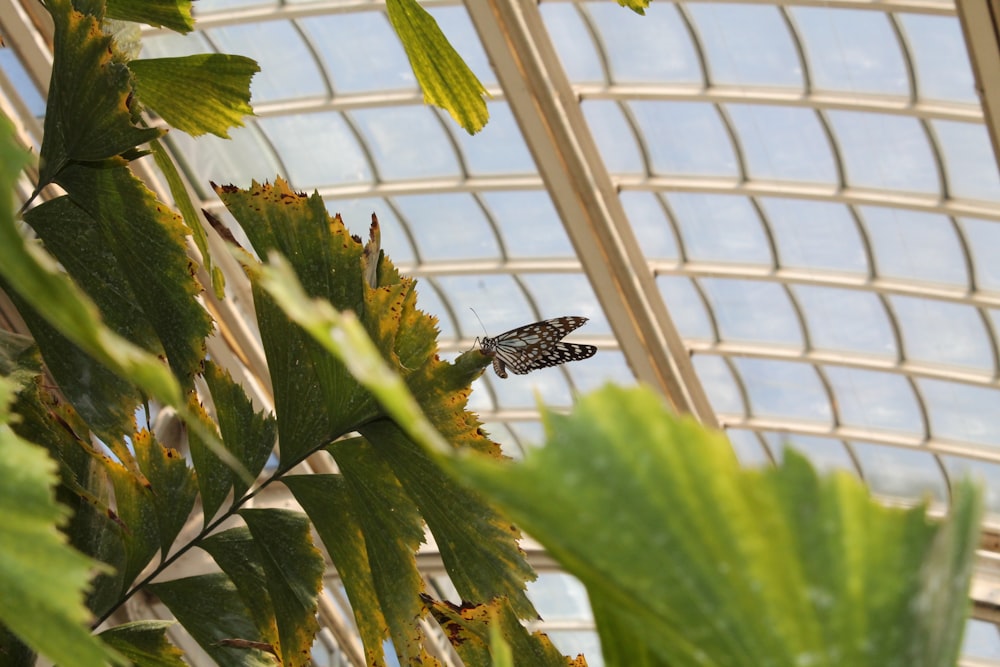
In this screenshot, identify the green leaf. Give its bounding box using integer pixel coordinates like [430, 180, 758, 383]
[238, 509, 325, 667]
[133, 429, 197, 558]
[203, 360, 276, 499]
[384, 0, 489, 134]
[282, 473, 390, 666]
[425, 597, 569, 667]
[613, 0, 649, 15]
[149, 573, 276, 667]
[149, 138, 223, 299]
[40, 0, 163, 185]
[99, 620, 186, 666]
[54, 164, 211, 389]
[129, 56, 258, 138]
[0, 376, 123, 667]
[325, 439, 438, 664]
[185, 394, 233, 524]
[199, 527, 279, 651]
[216, 180, 380, 465]
[362, 420, 536, 619]
[107, 0, 194, 33]
[446, 384, 982, 667]
[106, 459, 160, 595]
[0, 123, 182, 412]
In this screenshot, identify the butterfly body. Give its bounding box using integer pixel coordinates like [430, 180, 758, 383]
[477, 316, 597, 378]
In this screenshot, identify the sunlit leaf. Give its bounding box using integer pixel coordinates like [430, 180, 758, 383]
[107, 0, 194, 33]
[130, 56, 258, 138]
[384, 0, 489, 134]
[446, 384, 982, 667]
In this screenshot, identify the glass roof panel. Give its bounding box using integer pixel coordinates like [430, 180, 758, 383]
[623, 192, 679, 261]
[667, 193, 772, 265]
[197, 0, 272, 10]
[827, 111, 938, 193]
[582, 100, 645, 175]
[852, 442, 948, 504]
[567, 351, 636, 393]
[628, 101, 738, 177]
[961, 217, 1000, 292]
[687, 4, 802, 89]
[765, 433, 858, 476]
[701, 279, 801, 347]
[760, 198, 867, 274]
[726, 429, 771, 466]
[302, 11, 415, 94]
[890, 296, 994, 372]
[427, 6, 498, 87]
[538, 2, 606, 84]
[432, 274, 534, 338]
[526, 572, 593, 621]
[326, 197, 417, 264]
[141, 30, 213, 59]
[206, 22, 327, 103]
[393, 194, 499, 261]
[584, 2, 701, 85]
[942, 456, 1000, 515]
[898, 13, 977, 105]
[657, 276, 714, 341]
[351, 106, 461, 181]
[520, 273, 610, 332]
[826, 367, 923, 436]
[485, 366, 576, 409]
[726, 105, 836, 184]
[480, 191, 575, 258]
[448, 102, 537, 175]
[167, 126, 283, 198]
[921, 380, 1000, 448]
[962, 619, 1000, 661]
[0, 50, 43, 121]
[732, 358, 832, 423]
[793, 285, 896, 358]
[257, 112, 373, 189]
[692, 355, 745, 416]
[790, 7, 908, 97]
[860, 206, 969, 287]
[932, 120, 1000, 202]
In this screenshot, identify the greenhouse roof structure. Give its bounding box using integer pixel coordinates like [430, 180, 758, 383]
[5, 0, 1000, 663]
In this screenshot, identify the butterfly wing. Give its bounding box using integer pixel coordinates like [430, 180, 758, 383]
[487, 317, 594, 376]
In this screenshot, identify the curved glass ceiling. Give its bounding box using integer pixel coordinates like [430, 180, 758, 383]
[6, 0, 1000, 661]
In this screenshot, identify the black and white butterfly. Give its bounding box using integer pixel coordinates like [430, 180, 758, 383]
[477, 316, 597, 378]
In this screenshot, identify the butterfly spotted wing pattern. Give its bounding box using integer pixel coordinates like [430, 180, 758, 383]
[478, 316, 597, 378]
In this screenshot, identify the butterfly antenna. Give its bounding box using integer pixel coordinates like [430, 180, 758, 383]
[470, 308, 488, 350]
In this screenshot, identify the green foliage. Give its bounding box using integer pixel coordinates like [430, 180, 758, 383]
[444, 384, 982, 667]
[0, 375, 123, 667]
[385, 0, 490, 134]
[0, 0, 985, 665]
[129, 56, 259, 138]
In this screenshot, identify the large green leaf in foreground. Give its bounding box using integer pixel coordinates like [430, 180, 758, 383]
[447, 384, 982, 667]
[0, 377, 123, 667]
